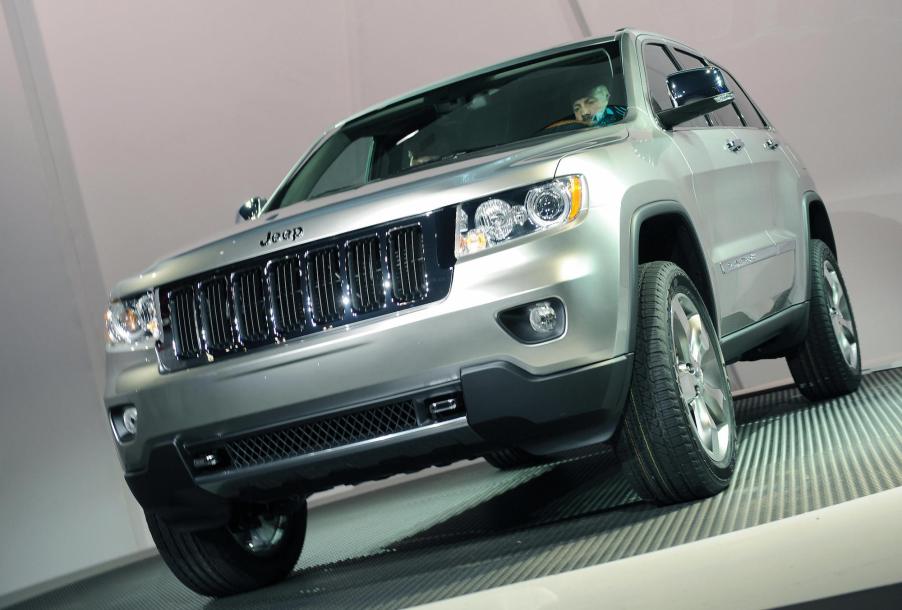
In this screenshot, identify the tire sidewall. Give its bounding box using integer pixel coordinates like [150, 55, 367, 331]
[810, 240, 861, 374]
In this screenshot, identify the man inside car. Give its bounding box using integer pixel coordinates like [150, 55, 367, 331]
[545, 83, 627, 132]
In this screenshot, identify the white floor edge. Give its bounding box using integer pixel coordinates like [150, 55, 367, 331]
[416, 485, 902, 610]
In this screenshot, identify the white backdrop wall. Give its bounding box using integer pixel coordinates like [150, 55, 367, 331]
[2, 0, 901, 600]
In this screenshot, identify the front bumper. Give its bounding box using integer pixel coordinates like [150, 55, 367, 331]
[107, 210, 631, 522]
[125, 354, 632, 527]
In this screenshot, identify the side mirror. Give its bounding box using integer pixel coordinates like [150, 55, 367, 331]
[236, 196, 266, 223]
[656, 67, 734, 130]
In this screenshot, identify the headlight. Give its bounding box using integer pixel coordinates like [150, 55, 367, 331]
[454, 175, 584, 258]
[106, 292, 160, 346]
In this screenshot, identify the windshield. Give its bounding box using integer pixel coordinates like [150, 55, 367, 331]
[269, 41, 625, 210]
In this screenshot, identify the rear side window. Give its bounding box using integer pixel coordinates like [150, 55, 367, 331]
[718, 67, 766, 128]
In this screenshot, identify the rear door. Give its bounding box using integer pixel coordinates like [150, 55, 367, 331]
[711, 63, 805, 315]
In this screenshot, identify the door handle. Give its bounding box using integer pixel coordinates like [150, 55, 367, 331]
[765, 138, 780, 150]
[725, 139, 745, 153]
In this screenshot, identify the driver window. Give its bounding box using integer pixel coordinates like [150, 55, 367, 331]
[673, 50, 743, 128]
[643, 44, 707, 129]
[670, 49, 711, 128]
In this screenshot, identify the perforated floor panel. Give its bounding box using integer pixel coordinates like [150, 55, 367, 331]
[13, 367, 902, 609]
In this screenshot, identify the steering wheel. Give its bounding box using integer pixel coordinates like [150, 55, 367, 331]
[538, 118, 588, 136]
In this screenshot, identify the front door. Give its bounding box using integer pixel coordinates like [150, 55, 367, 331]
[665, 47, 797, 336]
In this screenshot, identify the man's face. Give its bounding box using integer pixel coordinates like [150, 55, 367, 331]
[573, 86, 611, 122]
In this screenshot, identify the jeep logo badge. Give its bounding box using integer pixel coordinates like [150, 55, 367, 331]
[260, 226, 303, 247]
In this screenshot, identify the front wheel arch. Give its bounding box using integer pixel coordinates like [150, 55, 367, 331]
[628, 201, 717, 353]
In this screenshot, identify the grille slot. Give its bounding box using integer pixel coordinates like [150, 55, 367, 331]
[347, 236, 385, 313]
[197, 277, 236, 352]
[231, 268, 271, 344]
[210, 400, 420, 471]
[389, 225, 426, 302]
[307, 247, 344, 324]
[169, 286, 201, 358]
[266, 256, 305, 336]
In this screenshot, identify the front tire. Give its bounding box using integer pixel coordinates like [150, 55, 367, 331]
[615, 262, 737, 504]
[787, 239, 861, 400]
[147, 502, 307, 597]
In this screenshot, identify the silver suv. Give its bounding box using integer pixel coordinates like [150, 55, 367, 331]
[104, 29, 861, 596]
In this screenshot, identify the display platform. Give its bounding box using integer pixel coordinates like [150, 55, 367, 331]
[14, 367, 902, 609]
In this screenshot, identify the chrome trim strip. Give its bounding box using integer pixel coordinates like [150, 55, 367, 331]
[719, 239, 795, 274]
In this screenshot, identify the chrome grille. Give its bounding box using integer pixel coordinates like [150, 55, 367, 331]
[307, 246, 344, 325]
[266, 255, 305, 336]
[158, 210, 454, 372]
[197, 277, 236, 353]
[347, 236, 385, 313]
[169, 286, 201, 358]
[204, 400, 420, 471]
[389, 225, 426, 302]
[232, 268, 271, 344]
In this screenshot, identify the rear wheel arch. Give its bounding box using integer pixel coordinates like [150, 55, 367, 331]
[629, 202, 717, 350]
[804, 193, 837, 257]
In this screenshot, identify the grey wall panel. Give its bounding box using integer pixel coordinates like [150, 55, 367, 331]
[0, 1, 145, 598]
[29, 0, 358, 293]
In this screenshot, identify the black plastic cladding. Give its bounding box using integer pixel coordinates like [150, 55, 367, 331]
[156, 209, 455, 373]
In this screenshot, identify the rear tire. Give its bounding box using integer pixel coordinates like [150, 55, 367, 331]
[787, 239, 861, 400]
[615, 262, 737, 504]
[147, 502, 306, 597]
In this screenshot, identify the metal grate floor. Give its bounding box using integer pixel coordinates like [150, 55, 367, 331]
[13, 367, 902, 609]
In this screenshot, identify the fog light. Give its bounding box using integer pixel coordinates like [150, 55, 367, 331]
[528, 301, 557, 333]
[497, 298, 566, 344]
[110, 405, 138, 443]
[122, 406, 138, 435]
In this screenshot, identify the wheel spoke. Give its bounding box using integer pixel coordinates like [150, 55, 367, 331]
[672, 299, 692, 362]
[837, 315, 854, 334]
[690, 397, 714, 451]
[702, 382, 726, 422]
[848, 342, 859, 368]
[688, 315, 707, 367]
[825, 267, 843, 309]
[673, 298, 692, 336]
[708, 421, 721, 457]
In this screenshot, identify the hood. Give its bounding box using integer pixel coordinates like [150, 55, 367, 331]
[111, 126, 627, 299]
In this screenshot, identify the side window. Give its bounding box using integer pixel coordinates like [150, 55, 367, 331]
[643, 43, 709, 129]
[642, 44, 680, 114]
[709, 97, 743, 128]
[717, 66, 766, 128]
[308, 137, 374, 199]
[670, 50, 711, 128]
[672, 49, 742, 128]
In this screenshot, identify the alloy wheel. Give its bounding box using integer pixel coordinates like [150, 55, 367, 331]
[823, 260, 858, 370]
[670, 293, 732, 463]
[230, 513, 288, 555]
